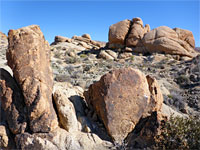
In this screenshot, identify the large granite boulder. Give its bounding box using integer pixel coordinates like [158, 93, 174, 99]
[108, 19, 131, 48]
[173, 27, 195, 48]
[53, 89, 80, 132]
[0, 68, 27, 134]
[84, 68, 163, 143]
[142, 26, 197, 57]
[126, 17, 145, 47]
[7, 25, 58, 133]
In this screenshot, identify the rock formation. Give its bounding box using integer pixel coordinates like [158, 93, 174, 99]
[126, 17, 146, 47]
[108, 19, 131, 49]
[84, 68, 163, 143]
[0, 68, 27, 134]
[142, 26, 197, 57]
[7, 25, 58, 133]
[108, 17, 198, 58]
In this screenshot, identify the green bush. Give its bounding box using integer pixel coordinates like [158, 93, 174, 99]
[154, 116, 200, 150]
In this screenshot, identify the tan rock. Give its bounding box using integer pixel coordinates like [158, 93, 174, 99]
[99, 50, 114, 60]
[126, 17, 145, 47]
[108, 19, 131, 48]
[53, 89, 79, 132]
[7, 25, 58, 133]
[90, 40, 105, 48]
[144, 24, 150, 33]
[15, 128, 112, 150]
[0, 125, 9, 148]
[72, 35, 91, 43]
[145, 75, 163, 114]
[105, 50, 118, 59]
[118, 52, 132, 59]
[0, 68, 27, 134]
[84, 68, 151, 143]
[82, 34, 91, 40]
[79, 41, 92, 49]
[142, 26, 198, 57]
[55, 35, 72, 43]
[173, 27, 195, 48]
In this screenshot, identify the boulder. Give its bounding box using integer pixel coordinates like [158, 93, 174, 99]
[55, 35, 72, 43]
[15, 128, 113, 150]
[53, 89, 80, 132]
[0, 125, 9, 148]
[173, 28, 195, 48]
[144, 24, 150, 33]
[126, 17, 145, 47]
[0, 68, 27, 134]
[84, 68, 163, 143]
[142, 26, 198, 57]
[72, 35, 91, 43]
[99, 50, 115, 60]
[7, 25, 58, 133]
[82, 34, 91, 40]
[108, 19, 131, 48]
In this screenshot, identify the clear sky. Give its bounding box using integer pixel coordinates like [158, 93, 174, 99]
[0, 0, 199, 46]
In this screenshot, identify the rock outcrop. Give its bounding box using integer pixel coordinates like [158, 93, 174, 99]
[15, 127, 112, 150]
[142, 26, 197, 57]
[108, 17, 150, 49]
[55, 35, 72, 43]
[126, 17, 145, 47]
[0, 68, 27, 134]
[7, 25, 58, 133]
[53, 89, 80, 132]
[108, 19, 131, 49]
[84, 68, 163, 143]
[108, 17, 198, 58]
[173, 27, 195, 48]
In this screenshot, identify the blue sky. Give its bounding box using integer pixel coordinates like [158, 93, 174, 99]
[0, 0, 199, 46]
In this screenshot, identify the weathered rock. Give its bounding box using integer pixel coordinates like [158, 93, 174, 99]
[126, 17, 145, 47]
[173, 27, 195, 48]
[72, 35, 91, 43]
[55, 35, 72, 43]
[105, 50, 118, 59]
[0, 125, 9, 148]
[53, 89, 80, 132]
[144, 24, 150, 33]
[126, 112, 163, 149]
[82, 34, 91, 40]
[79, 41, 92, 49]
[118, 52, 132, 59]
[99, 50, 114, 60]
[0, 68, 27, 134]
[142, 26, 198, 57]
[0, 32, 7, 41]
[90, 40, 105, 48]
[15, 128, 113, 150]
[7, 25, 58, 133]
[84, 68, 151, 143]
[108, 19, 131, 48]
[146, 75, 163, 113]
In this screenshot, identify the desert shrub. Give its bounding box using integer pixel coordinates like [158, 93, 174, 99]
[154, 116, 200, 150]
[80, 53, 87, 58]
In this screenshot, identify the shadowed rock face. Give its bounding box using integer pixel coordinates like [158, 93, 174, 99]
[6, 25, 58, 133]
[0, 68, 27, 134]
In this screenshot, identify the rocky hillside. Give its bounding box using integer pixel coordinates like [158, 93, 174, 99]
[0, 17, 200, 150]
